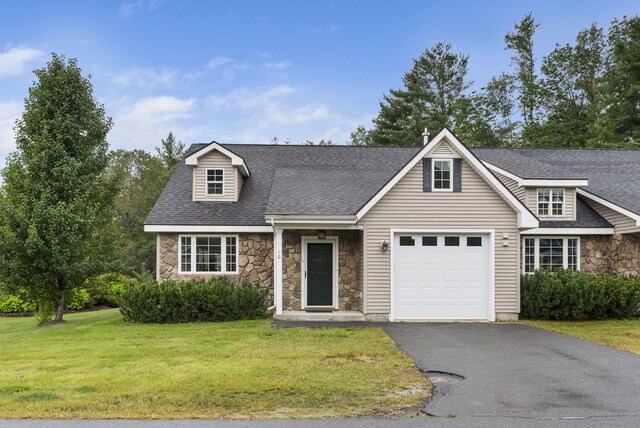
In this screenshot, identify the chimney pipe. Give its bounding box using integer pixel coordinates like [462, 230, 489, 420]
[422, 127, 430, 145]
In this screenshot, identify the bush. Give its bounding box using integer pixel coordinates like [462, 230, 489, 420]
[521, 269, 640, 320]
[0, 288, 90, 314]
[85, 273, 128, 307]
[119, 274, 270, 323]
[35, 301, 54, 325]
[65, 288, 91, 310]
[0, 293, 36, 313]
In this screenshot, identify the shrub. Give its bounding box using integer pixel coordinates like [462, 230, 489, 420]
[521, 269, 640, 320]
[120, 274, 270, 323]
[85, 273, 128, 307]
[65, 288, 91, 310]
[0, 293, 36, 313]
[35, 301, 54, 325]
[0, 288, 90, 314]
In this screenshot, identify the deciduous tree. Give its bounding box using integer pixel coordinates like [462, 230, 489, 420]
[0, 54, 119, 323]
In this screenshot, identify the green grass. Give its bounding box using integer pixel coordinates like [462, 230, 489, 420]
[526, 319, 640, 355]
[0, 309, 430, 419]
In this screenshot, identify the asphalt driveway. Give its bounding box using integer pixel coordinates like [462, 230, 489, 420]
[382, 322, 640, 419]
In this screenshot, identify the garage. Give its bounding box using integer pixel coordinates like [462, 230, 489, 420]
[392, 232, 493, 321]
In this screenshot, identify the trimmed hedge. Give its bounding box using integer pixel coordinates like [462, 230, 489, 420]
[119, 275, 270, 323]
[521, 269, 640, 320]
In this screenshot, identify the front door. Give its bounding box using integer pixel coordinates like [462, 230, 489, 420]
[306, 242, 334, 307]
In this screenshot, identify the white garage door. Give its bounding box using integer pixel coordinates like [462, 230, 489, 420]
[393, 233, 492, 320]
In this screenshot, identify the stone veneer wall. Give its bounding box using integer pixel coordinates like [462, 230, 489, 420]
[581, 233, 640, 276]
[282, 230, 362, 311]
[158, 233, 274, 296]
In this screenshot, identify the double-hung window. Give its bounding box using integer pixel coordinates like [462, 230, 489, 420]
[433, 159, 453, 191]
[206, 169, 224, 195]
[537, 188, 564, 216]
[523, 237, 579, 273]
[179, 235, 238, 274]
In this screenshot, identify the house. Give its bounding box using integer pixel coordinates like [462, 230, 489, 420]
[144, 128, 640, 322]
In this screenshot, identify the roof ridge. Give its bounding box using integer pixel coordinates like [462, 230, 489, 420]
[474, 147, 640, 151]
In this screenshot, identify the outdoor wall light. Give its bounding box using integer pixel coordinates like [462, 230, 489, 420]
[317, 230, 326, 240]
[381, 240, 389, 251]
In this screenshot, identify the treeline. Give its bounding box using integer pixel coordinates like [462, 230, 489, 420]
[351, 14, 640, 148]
[111, 132, 185, 274]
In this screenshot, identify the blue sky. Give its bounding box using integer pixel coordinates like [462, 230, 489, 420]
[0, 0, 637, 163]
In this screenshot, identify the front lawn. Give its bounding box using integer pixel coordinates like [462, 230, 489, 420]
[526, 319, 640, 355]
[0, 309, 430, 419]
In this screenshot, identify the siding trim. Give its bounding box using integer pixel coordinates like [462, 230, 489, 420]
[389, 228, 496, 322]
[355, 128, 538, 229]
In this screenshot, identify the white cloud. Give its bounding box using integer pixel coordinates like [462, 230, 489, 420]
[206, 56, 251, 81]
[110, 96, 200, 149]
[0, 101, 21, 159]
[203, 85, 358, 145]
[113, 67, 179, 89]
[264, 60, 292, 70]
[0, 46, 44, 78]
[119, 0, 166, 18]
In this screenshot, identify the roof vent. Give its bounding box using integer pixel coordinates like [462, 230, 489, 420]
[422, 128, 430, 145]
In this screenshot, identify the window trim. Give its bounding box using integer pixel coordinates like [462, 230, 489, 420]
[178, 234, 239, 275]
[522, 236, 580, 274]
[537, 188, 565, 217]
[206, 168, 225, 196]
[432, 159, 453, 192]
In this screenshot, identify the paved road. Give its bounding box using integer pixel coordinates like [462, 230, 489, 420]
[2, 322, 639, 427]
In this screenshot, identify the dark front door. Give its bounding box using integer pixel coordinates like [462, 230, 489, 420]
[306, 242, 334, 306]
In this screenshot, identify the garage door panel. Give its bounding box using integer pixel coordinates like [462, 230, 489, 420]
[394, 233, 491, 320]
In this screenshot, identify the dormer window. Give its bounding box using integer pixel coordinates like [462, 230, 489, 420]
[537, 188, 564, 216]
[206, 169, 224, 195]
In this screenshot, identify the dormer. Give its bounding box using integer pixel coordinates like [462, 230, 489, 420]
[185, 142, 250, 202]
[482, 162, 588, 222]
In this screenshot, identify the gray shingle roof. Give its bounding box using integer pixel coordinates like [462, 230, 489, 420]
[145, 143, 633, 228]
[538, 197, 612, 229]
[145, 144, 419, 226]
[475, 148, 640, 216]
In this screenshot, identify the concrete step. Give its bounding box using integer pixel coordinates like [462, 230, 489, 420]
[273, 311, 366, 322]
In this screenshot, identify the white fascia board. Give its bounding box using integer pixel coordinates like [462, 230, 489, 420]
[267, 215, 357, 223]
[521, 179, 589, 187]
[521, 227, 614, 235]
[577, 188, 640, 227]
[356, 128, 539, 229]
[482, 162, 588, 187]
[144, 225, 272, 233]
[185, 142, 250, 177]
[273, 223, 362, 230]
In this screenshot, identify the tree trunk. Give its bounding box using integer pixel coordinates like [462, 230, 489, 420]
[54, 288, 66, 322]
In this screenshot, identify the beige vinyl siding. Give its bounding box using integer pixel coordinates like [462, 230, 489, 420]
[587, 199, 640, 234]
[360, 157, 520, 315]
[237, 171, 244, 196]
[525, 187, 576, 221]
[427, 140, 458, 157]
[494, 171, 525, 202]
[193, 151, 239, 201]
